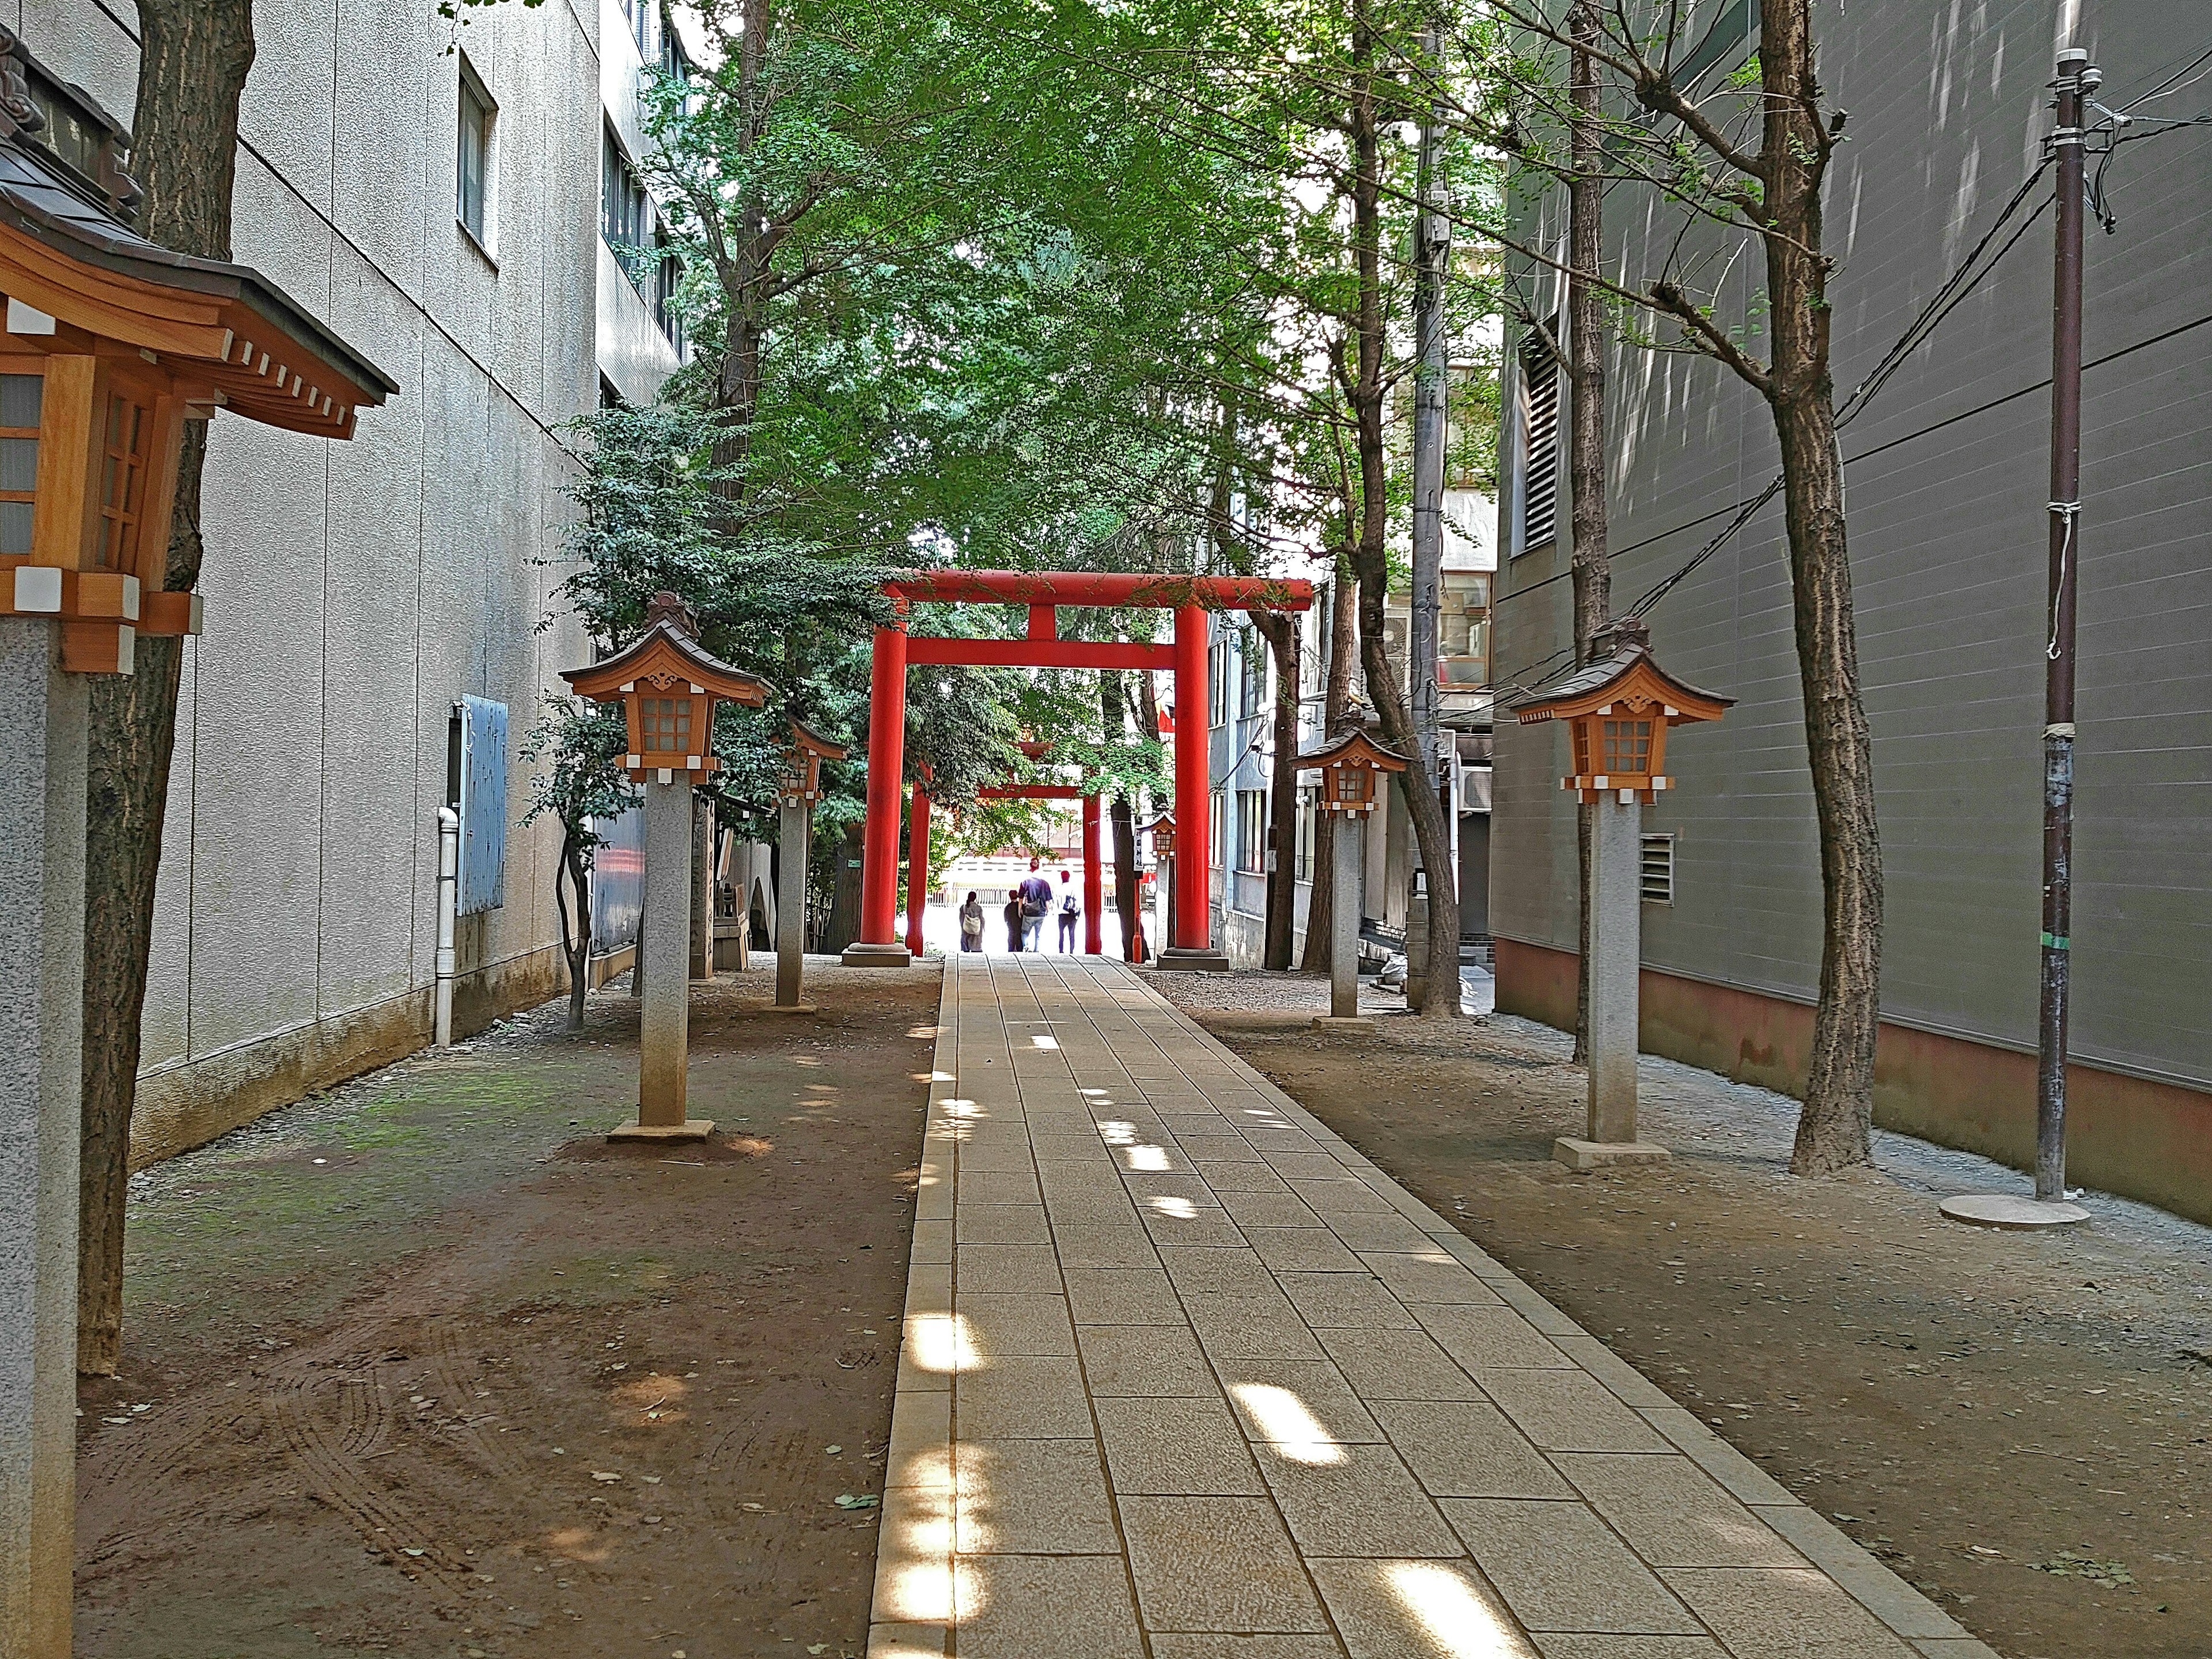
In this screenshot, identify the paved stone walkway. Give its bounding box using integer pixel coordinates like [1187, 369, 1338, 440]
[870, 956, 2000, 1659]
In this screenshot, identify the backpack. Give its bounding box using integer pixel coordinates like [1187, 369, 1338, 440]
[1022, 881, 1048, 918]
[1060, 892, 1078, 915]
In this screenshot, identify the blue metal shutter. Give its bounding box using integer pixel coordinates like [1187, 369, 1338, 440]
[457, 695, 509, 915]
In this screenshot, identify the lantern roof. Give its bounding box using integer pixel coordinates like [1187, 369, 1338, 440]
[563, 597, 772, 707]
[787, 716, 847, 760]
[1295, 729, 1410, 775]
[1141, 811, 1176, 832]
[0, 45, 395, 436]
[1511, 622, 1732, 727]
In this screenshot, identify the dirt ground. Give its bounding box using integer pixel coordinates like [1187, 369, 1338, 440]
[74, 961, 941, 1659]
[1162, 972, 2212, 1659]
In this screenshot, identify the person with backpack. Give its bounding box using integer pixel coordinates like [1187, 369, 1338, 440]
[1017, 857, 1052, 952]
[959, 891, 986, 953]
[1056, 869, 1080, 952]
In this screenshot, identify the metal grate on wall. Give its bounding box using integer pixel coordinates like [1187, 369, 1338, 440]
[1520, 330, 1560, 550]
[1640, 832, 1674, 905]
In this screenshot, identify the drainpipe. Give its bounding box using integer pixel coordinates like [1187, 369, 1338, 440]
[435, 805, 459, 1046]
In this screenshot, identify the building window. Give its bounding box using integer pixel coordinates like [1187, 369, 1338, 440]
[457, 60, 494, 249]
[601, 123, 684, 350]
[657, 3, 693, 83]
[1238, 634, 1265, 718]
[1237, 790, 1266, 873]
[1294, 787, 1316, 881]
[1641, 834, 1675, 905]
[1441, 571, 1490, 687]
[0, 372, 41, 556]
[1209, 639, 1230, 725]
[1210, 791, 1226, 872]
[1517, 329, 1559, 553]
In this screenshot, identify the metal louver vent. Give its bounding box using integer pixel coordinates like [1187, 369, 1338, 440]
[1641, 832, 1675, 906]
[1521, 331, 1560, 549]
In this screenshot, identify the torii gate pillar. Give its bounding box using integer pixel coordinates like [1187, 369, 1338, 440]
[845, 609, 912, 966]
[1158, 603, 1230, 970]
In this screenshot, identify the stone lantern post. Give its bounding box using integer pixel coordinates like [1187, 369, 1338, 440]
[0, 50, 393, 1654]
[774, 718, 844, 1011]
[1295, 732, 1409, 1029]
[1512, 617, 1730, 1169]
[563, 593, 770, 1141]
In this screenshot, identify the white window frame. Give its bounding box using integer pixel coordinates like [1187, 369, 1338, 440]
[456, 56, 496, 256]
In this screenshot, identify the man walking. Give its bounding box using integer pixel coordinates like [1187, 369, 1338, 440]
[1017, 857, 1052, 953]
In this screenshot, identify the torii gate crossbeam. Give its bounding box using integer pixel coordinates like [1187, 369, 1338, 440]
[843, 570, 1314, 969]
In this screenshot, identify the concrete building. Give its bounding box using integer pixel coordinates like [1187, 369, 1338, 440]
[26, 0, 693, 1165]
[1490, 1, 2211, 1219]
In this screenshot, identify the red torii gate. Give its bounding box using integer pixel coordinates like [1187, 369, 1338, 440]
[843, 570, 1315, 968]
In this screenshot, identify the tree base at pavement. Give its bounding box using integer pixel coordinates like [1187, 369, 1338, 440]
[840, 943, 913, 968]
[1153, 948, 1233, 973]
[606, 1119, 717, 1143]
[1554, 1137, 1672, 1171]
[1939, 1193, 2092, 1229]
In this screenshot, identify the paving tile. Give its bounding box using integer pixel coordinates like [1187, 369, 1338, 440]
[1548, 1335, 1679, 1413]
[1490, 1277, 1586, 1338]
[1268, 1152, 1354, 1182]
[957, 1138, 1041, 1173]
[873, 1482, 956, 1623]
[1748, 1504, 1968, 1639]
[955, 1205, 1052, 1247]
[1316, 1328, 1483, 1402]
[959, 1169, 1043, 1207]
[1144, 1207, 1252, 1249]
[1556, 1455, 1804, 1570]
[1150, 1638, 1349, 1659]
[885, 1388, 953, 1491]
[1320, 1211, 1441, 1254]
[1118, 1142, 1194, 1175]
[1063, 1266, 1183, 1325]
[1218, 1190, 1326, 1229]
[1056, 1225, 1166, 1270]
[1175, 1134, 1271, 1164]
[1658, 1567, 1921, 1658]
[1356, 1250, 1502, 1306]
[1370, 1399, 1577, 1499]
[1246, 1130, 1327, 1158]
[1119, 1496, 1332, 1634]
[1287, 1176, 1398, 1214]
[1160, 1246, 1277, 1294]
[911, 1218, 953, 1265]
[1186, 1290, 1327, 1362]
[1306, 1557, 1540, 1659]
[1122, 1172, 1222, 1208]
[1638, 1409, 1797, 1506]
[1274, 1271, 1419, 1331]
[956, 1291, 1078, 1358]
[1257, 1441, 1463, 1558]
[1479, 1372, 1674, 1453]
[1158, 1110, 1234, 1132]
[955, 1243, 1062, 1296]
[951, 1554, 1145, 1659]
[1194, 1160, 1294, 1192]
[1245, 1226, 1366, 1273]
[1412, 1305, 1574, 1371]
[907, 1259, 952, 1317]
[1077, 1323, 1218, 1396]
[1531, 1639, 1728, 1658]
[1441, 1499, 1702, 1635]
[1096, 1395, 1265, 1495]
[955, 1355, 1094, 1438]
[953, 1437, 1119, 1554]
[866, 1619, 949, 1658]
[1215, 1358, 1388, 1446]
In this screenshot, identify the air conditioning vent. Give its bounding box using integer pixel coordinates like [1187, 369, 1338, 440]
[1640, 833, 1675, 906]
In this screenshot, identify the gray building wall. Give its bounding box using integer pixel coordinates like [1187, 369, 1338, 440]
[26, 0, 623, 1162]
[1493, 5, 2210, 1119]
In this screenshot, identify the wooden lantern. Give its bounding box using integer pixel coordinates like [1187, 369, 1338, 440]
[780, 717, 847, 806]
[0, 36, 394, 673]
[1143, 812, 1176, 857]
[563, 591, 771, 782]
[1296, 730, 1409, 816]
[1512, 618, 1732, 802]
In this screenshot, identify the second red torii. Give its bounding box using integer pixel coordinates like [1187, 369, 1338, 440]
[844, 569, 1315, 968]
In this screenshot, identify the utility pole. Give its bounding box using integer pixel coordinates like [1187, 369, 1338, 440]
[1408, 17, 1450, 797]
[1944, 47, 2095, 1230]
[2037, 47, 2094, 1202]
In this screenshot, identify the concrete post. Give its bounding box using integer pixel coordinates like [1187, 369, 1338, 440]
[690, 798, 714, 982]
[612, 776, 713, 1141]
[0, 619, 89, 1659]
[433, 806, 459, 1046]
[1314, 811, 1372, 1031]
[775, 799, 812, 1010]
[1555, 791, 1668, 1170]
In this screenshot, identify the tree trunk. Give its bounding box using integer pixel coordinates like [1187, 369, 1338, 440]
[1346, 9, 1459, 1018]
[1300, 567, 1358, 972]
[1253, 611, 1300, 969]
[77, 0, 256, 1377]
[1758, 0, 1882, 1173]
[1567, 0, 1611, 1067]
